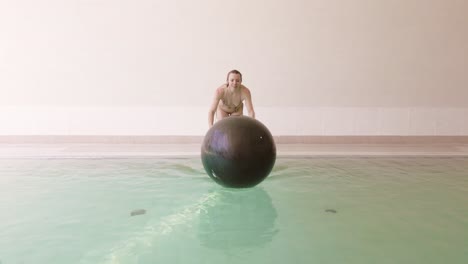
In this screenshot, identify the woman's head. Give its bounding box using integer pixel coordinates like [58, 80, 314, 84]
[226, 69, 242, 89]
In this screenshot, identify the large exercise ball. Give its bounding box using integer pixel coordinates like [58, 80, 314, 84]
[201, 116, 276, 188]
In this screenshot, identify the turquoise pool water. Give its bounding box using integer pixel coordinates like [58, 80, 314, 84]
[0, 157, 467, 264]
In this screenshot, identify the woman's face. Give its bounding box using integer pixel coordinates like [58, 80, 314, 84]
[227, 73, 242, 89]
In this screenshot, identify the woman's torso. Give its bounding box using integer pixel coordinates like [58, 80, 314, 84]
[219, 85, 244, 113]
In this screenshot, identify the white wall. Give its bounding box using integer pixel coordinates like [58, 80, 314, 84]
[1, 0, 467, 136]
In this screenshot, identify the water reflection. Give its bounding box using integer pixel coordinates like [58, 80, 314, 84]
[198, 187, 278, 251]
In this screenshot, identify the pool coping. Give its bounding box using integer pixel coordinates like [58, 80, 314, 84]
[1, 143, 468, 158]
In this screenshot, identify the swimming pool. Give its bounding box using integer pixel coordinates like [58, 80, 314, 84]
[1, 157, 467, 264]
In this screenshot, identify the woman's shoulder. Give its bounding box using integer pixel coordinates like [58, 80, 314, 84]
[241, 85, 251, 94]
[216, 84, 228, 90]
[238, 85, 251, 100]
[215, 84, 227, 97]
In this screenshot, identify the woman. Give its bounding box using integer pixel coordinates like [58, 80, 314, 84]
[208, 70, 256, 128]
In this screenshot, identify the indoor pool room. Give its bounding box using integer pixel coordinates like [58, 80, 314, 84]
[1, 0, 468, 263]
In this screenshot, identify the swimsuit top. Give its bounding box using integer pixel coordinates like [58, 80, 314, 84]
[221, 87, 243, 112]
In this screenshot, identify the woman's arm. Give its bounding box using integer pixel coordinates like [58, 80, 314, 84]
[243, 87, 255, 119]
[208, 87, 223, 127]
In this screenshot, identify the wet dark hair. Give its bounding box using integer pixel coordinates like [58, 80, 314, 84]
[226, 69, 242, 83]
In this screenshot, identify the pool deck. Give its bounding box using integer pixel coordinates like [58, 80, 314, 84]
[1, 143, 468, 158]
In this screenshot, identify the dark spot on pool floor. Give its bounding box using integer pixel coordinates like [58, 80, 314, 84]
[130, 209, 146, 216]
[325, 209, 337, 213]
